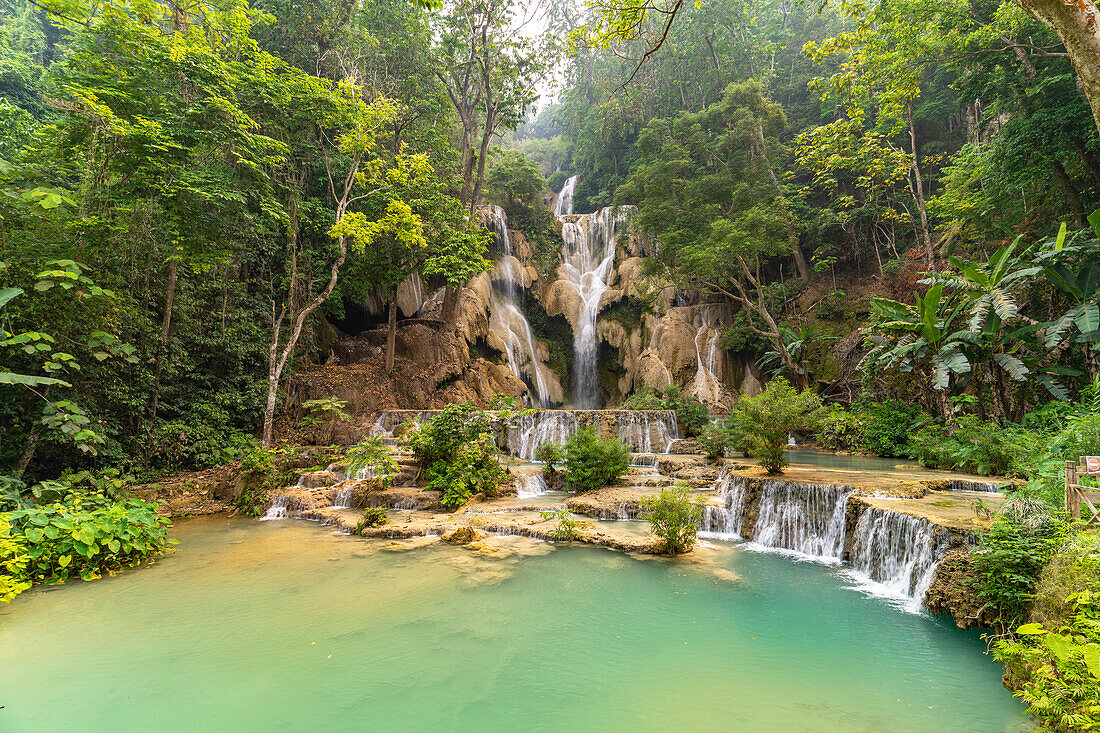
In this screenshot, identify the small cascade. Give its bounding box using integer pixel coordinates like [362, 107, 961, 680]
[847, 508, 951, 609]
[751, 480, 855, 560]
[331, 486, 354, 509]
[515, 473, 550, 498]
[261, 496, 290, 521]
[554, 175, 577, 216]
[700, 470, 748, 537]
[690, 306, 724, 405]
[484, 205, 552, 406]
[616, 410, 679, 454]
[508, 411, 581, 461]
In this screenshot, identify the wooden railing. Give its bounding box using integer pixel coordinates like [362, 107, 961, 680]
[1065, 459, 1100, 526]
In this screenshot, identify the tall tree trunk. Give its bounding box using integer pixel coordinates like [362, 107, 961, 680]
[385, 285, 398, 374]
[12, 422, 41, 479]
[1016, 0, 1100, 135]
[441, 286, 459, 325]
[1074, 138, 1100, 188]
[147, 257, 178, 437]
[756, 121, 810, 282]
[907, 105, 935, 271]
[1052, 159, 1087, 226]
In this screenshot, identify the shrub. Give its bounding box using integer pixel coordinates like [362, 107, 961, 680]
[0, 517, 31, 602]
[540, 508, 580, 541]
[534, 443, 565, 472]
[4, 493, 171, 588]
[356, 507, 388, 533]
[816, 404, 862, 452]
[345, 436, 398, 486]
[856, 398, 921, 456]
[406, 403, 507, 509]
[728, 377, 826, 473]
[697, 423, 731, 460]
[994, 591, 1100, 732]
[971, 497, 1068, 624]
[641, 483, 705, 553]
[1030, 532, 1100, 631]
[563, 428, 630, 492]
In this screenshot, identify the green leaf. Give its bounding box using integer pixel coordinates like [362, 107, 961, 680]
[0, 287, 23, 309]
[107, 538, 120, 553]
[58, 554, 71, 568]
[1016, 622, 1048, 635]
[0, 372, 72, 388]
[1075, 303, 1100, 335]
[1084, 644, 1100, 678]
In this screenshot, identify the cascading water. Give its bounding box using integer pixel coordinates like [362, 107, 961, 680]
[616, 410, 679, 454]
[261, 496, 290, 521]
[846, 508, 951, 610]
[751, 480, 855, 560]
[484, 205, 552, 406]
[690, 306, 724, 404]
[331, 486, 354, 509]
[514, 473, 550, 498]
[700, 469, 747, 537]
[508, 411, 581, 461]
[555, 176, 631, 408]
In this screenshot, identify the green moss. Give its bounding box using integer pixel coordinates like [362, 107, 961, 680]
[601, 296, 650, 331]
[518, 295, 574, 387]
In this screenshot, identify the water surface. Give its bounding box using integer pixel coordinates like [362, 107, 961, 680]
[0, 518, 1030, 732]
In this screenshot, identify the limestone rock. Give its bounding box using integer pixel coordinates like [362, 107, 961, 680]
[543, 279, 583, 326]
[442, 526, 485, 545]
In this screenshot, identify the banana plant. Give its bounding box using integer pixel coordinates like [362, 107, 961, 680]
[1036, 211, 1100, 349]
[759, 322, 835, 379]
[863, 284, 976, 391]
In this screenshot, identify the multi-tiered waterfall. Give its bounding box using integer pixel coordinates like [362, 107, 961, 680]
[701, 473, 953, 610]
[484, 205, 553, 406]
[555, 176, 630, 407]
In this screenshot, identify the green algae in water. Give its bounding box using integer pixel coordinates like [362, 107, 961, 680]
[0, 518, 1031, 732]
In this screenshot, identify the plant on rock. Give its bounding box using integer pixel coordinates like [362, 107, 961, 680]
[562, 428, 630, 492]
[300, 398, 352, 443]
[345, 436, 398, 487]
[727, 377, 826, 473]
[534, 443, 565, 473]
[540, 508, 581, 541]
[356, 507, 389, 533]
[641, 483, 705, 554]
[405, 403, 507, 509]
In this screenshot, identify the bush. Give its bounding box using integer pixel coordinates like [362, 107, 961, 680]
[547, 170, 570, 193]
[356, 507, 388, 532]
[406, 403, 507, 509]
[971, 497, 1068, 624]
[1030, 532, 1100, 631]
[3, 493, 171, 591]
[641, 483, 705, 553]
[816, 404, 862, 452]
[728, 377, 826, 473]
[0, 516, 31, 602]
[540, 508, 580, 541]
[994, 590, 1100, 732]
[563, 428, 630, 492]
[906, 416, 1044, 477]
[856, 398, 921, 457]
[697, 423, 731, 460]
[534, 443, 565, 472]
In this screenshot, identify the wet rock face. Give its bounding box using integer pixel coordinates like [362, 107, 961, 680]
[924, 548, 999, 629]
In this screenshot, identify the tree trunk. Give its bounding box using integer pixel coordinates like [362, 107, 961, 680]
[756, 121, 810, 282]
[147, 257, 179, 435]
[1074, 138, 1100, 188]
[1052, 159, 1087, 226]
[12, 421, 41, 479]
[385, 285, 398, 374]
[1016, 0, 1100, 135]
[441, 286, 459, 325]
[907, 105, 935, 271]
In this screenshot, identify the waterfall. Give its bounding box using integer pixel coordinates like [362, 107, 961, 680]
[559, 206, 629, 407]
[261, 496, 290, 521]
[616, 410, 679, 454]
[846, 508, 950, 610]
[505, 410, 679, 459]
[515, 473, 550, 498]
[484, 205, 552, 406]
[690, 306, 724, 404]
[554, 175, 577, 216]
[507, 411, 581, 460]
[750, 480, 855, 560]
[701, 469, 748, 537]
[331, 486, 354, 509]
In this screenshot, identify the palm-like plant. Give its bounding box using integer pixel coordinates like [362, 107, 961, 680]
[759, 323, 834, 380]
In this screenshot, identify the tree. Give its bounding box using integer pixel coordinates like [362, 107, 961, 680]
[484, 149, 547, 218]
[728, 376, 826, 473]
[640, 482, 705, 553]
[618, 80, 808, 385]
[563, 427, 630, 491]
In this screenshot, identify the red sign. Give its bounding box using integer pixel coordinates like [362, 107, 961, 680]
[1086, 456, 1100, 474]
